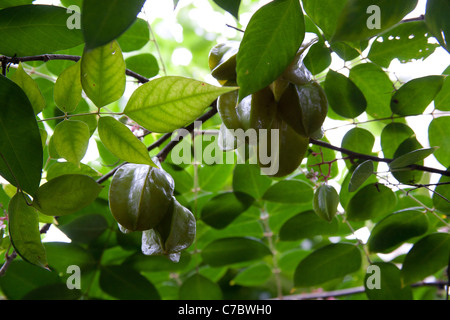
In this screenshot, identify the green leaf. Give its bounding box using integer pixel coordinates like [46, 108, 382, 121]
[428, 116, 450, 167]
[201, 237, 272, 267]
[332, 0, 418, 42]
[434, 71, 450, 111]
[401, 233, 450, 286]
[22, 283, 82, 300]
[82, 0, 146, 50]
[368, 21, 440, 68]
[306, 136, 339, 180]
[58, 214, 108, 244]
[367, 210, 429, 253]
[32, 174, 102, 216]
[364, 262, 413, 300]
[11, 63, 45, 115]
[99, 265, 161, 300]
[425, 0, 450, 53]
[262, 180, 313, 204]
[8, 193, 48, 269]
[324, 69, 367, 118]
[391, 75, 445, 116]
[212, 0, 241, 19]
[433, 171, 450, 214]
[98, 116, 156, 166]
[201, 191, 254, 229]
[303, 17, 332, 75]
[117, 18, 150, 53]
[179, 274, 223, 300]
[279, 210, 339, 241]
[0, 260, 60, 300]
[54, 61, 82, 113]
[199, 164, 234, 192]
[0, 0, 33, 9]
[389, 147, 436, 169]
[125, 54, 159, 79]
[346, 184, 397, 221]
[302, 0, 347, 39]
[0, 75, 43, 197]
[124, 76, 237, 133]
[45, 242, 95, 273]
[0, 5, 83, 56]
[294, 243, 361, 287]
[349, 160, 374, 192]
[236, 0, 305, 100]
[232, 163, 272, 200]
[46, 162, 101, 180]
[80, 40, 126, 108]
[349, 62, 394, 118]
[341, 127, 375, 169]
[391, 136, 424, 184]
[52, 120, 90, 166]
[380, 123, 415, 159]
[231, 263, 272, 287]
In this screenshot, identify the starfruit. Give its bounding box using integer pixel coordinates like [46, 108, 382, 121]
[109, 163, 175, 231]
[278, 81, 328, 137]
[141, 198, 196, 262]
[313, 184, 339, 222]
[209, 41, 239, 86]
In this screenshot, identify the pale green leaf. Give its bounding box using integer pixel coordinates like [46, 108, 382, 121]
[52, 120, 90, 166]
[11, 63, 45, 115]
[54, 61, 82, 113]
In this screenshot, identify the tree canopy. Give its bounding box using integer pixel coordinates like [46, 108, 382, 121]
[0, 0, 449, 301]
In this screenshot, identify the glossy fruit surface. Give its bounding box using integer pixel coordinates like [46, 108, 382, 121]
[109, 163, 175, 231]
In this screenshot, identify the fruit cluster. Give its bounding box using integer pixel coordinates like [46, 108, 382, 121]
[109, 163, 195, 262]
[209, 36, 328, 177]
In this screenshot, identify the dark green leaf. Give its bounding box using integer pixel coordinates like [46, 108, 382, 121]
[341, 127, 375, 169]
[333, 0, 418, 42]
[0, 76, 43, 197]
[124, 76, 237, 133]
[428, 116, 450, 167]
[8, 193, 48, 269]
[294, 243, 361, 287]
[279, 210, 339, 241]
[125, 54, 159, 79]
[401, 233, 450, 286]
[391, 75, 445, 116]
[201, 237, 272, 267]
[349, 62, 394, 118]
[364, 262, 413, 300]
[380, 123, 415, 159]
[425, 0, 450, 52]
[212, 0, 241, 19]
[179, 274, 223, 300]
[0, 0, 33, 9]
[262, 180, 313, 204]
[392, 136, 424, 184]
[32, 174, 102, 216]
[232, 263, 272, 287]
[0, 5, 83, 56]
[433, 171, 450, 214]
[58, 214, 108, 243]
[99, 265, 160, 300]
[81, 40, 126, 108]
[434, 75, 450, 111]
[236, 0, 305, 100]
[201, 191, 254, 229]
[22, 283, 81, 300]
[349, 160, 374, 192]
[302, 0, 347, 39]
[324, 69, 367, 118]
[98, 116, 156, 166]
[117, 18, 150, 52]
[232, 163, 272, 200]
[368, 21, 440, 68]
[368, 210, 429, 253]
[389, 147, 436, 169]
[0, 260, 60, 300]
[346, 183, 397, 221]
[82, 0, 146, 50]
[45, 242, 95, 273]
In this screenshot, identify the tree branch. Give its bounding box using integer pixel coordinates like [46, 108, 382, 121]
[309, 138, 450, 177]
